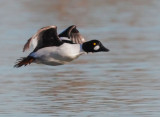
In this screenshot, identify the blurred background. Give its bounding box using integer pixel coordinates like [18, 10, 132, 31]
[0, 0, 160, 117]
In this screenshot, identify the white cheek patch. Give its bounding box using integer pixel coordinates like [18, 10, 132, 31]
[94, 45, 100, 51]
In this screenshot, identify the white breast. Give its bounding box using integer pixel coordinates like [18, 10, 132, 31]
[30, 43, 85, 66]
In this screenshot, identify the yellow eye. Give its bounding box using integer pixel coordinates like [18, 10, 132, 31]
[93, 43, 96, 46]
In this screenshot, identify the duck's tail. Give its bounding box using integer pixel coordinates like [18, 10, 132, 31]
[14, 56, 35, 68]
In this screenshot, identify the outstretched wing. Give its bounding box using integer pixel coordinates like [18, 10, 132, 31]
[23, 26, 63, 52]
[59, 25, 86, 44]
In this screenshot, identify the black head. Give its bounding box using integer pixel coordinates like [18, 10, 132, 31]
[82, 40, 109, 53]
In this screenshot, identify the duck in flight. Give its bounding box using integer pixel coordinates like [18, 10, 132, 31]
[14, 25, 109, 68]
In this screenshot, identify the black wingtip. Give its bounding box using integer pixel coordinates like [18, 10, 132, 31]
[59, 25, 77, 37]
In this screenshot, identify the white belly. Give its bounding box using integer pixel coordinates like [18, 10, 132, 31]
[30, 43, 85, 66]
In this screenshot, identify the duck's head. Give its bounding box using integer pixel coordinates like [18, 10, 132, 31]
[82, 40, 109, 53]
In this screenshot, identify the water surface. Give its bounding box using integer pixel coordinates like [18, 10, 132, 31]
[0, 0, 160, 117]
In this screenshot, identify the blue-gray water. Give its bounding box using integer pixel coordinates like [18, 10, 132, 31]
[1, 0, 160, 117]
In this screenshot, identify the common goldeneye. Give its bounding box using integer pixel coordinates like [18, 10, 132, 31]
[14, 25, 109, 67]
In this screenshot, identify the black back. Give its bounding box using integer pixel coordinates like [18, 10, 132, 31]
[33, 27, 63, 52]
[42, 28, 63, 46]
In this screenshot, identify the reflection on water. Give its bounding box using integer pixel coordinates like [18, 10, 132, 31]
[1, 0, 160, 117]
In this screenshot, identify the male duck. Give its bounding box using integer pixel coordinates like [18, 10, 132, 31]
[14, 25, 109, 67]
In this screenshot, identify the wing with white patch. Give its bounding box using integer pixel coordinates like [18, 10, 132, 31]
[23, 26, 62, 52]
[59, 25, 86, 44]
